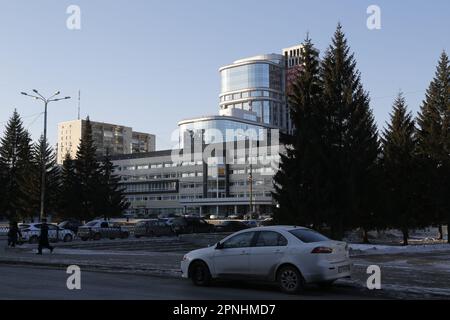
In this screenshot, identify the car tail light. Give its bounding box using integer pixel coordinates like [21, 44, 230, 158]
[311, 246, 333, 254]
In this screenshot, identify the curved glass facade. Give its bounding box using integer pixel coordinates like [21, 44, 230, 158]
[221, 63, 283, 93]
[219, 54, 289, 132]
[179, 117, 272, 146]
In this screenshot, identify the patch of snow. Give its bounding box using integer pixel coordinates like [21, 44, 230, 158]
[349, 243, 450, 256]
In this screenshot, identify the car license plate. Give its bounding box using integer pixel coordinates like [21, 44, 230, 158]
[338, 265, 350, 273]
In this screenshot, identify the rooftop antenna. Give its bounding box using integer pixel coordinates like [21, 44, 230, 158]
[77, 90, 81, 120]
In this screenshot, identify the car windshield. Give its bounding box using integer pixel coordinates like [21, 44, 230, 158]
[289, 229, 329, 243]
[86, 221, 98, 227]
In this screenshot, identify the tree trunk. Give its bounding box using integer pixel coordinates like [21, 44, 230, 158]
[332, 220, 344, 241]
[402, 228, 409, 246]
[447, 223, 450, 244]
[362, 229, 370, 244]
[438, 225, 443, 240]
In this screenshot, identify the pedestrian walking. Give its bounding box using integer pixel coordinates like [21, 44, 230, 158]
[7, 221, 22, 248]
[37, 219, 54, 255]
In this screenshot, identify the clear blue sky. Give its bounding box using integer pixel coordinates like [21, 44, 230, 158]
[0, 0, 448, 150]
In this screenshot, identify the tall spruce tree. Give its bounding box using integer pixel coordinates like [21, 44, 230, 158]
[382, 94, 420, 246]
[416, 51, 450, 242]
[20, 136, 61, 220]
[320, 24, 380, 239]
[75, 117, 101, 221]
[58, 153, 83, 220]
[273, 36, 326, 228]
[0, 110, 33, 221]
[97, 150, 129, 218]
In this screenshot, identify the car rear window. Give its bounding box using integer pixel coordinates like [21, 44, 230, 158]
[289, 229, 329, 243]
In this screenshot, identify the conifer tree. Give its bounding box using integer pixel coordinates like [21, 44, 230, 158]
[319, 24, 380, 239]
[58, 153, 82, 220]
[20, 136, 61, 220]
[382, 94, 420, 246]
[97, 150, 129, 218]
[0, 110, 33, 221]
[74, 117, 101, 221]
[273, 36, 325, 228]
[416, 51, 450, 242]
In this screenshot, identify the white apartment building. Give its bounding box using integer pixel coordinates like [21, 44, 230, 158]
[57, 119, 156, 164]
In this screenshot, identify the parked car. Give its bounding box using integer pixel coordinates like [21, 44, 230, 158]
[77, 220, 129, 241]
[172, 217, 214, 235]
[242, 220, 259, 228]
[260, 218, 274, 226]
[181, 226, 351, 294]
[58, 220, 83, 234]
[18, 223, 75, 244]
[134, 219, 174, 238]
[227, 215, 244, 220]
[159, 217, 178, 227]
[214, 220, 251, 233]
[158, 213, 181, 219]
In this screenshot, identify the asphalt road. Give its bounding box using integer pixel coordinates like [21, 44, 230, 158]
[0, 265, 378, 300]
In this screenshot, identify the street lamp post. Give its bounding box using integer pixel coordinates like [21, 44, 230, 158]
[21, 90, 71, 221]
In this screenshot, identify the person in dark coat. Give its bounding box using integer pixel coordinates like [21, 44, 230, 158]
[37, 219, 54, 255]
[7, 221, 22, 248]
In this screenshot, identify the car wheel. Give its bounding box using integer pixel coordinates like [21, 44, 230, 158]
[81, 237, 88, 241]
[93, 233, 101, 241]
[190, 261, 211, 287]
[135, 235, 141, 239]
[277, 265, 304, 294]
[121, 232, 129, 239]
[29, 236, 39, 244]
[63, 234, 73, 242]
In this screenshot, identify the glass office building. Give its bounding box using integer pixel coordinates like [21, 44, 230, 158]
[178, 115, 275, 147]
[219, 54, 291, 133]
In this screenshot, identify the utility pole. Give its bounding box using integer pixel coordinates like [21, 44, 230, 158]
[21, 90, 71, 221]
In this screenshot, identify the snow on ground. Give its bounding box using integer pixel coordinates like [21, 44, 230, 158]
[349, 243, 450, 256]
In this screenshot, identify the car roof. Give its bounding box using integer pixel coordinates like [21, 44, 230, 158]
[244, 225, 308, 232]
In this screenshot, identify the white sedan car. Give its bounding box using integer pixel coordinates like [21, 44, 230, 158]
[19, 223, 75, 244]
[181, 226, 351, 294]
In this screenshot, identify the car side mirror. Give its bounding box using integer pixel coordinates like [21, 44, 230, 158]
[216, 242, 224, 250]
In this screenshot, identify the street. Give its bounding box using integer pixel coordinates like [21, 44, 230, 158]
[2, 235, 450, 299]
[0, 265, 378, 300]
